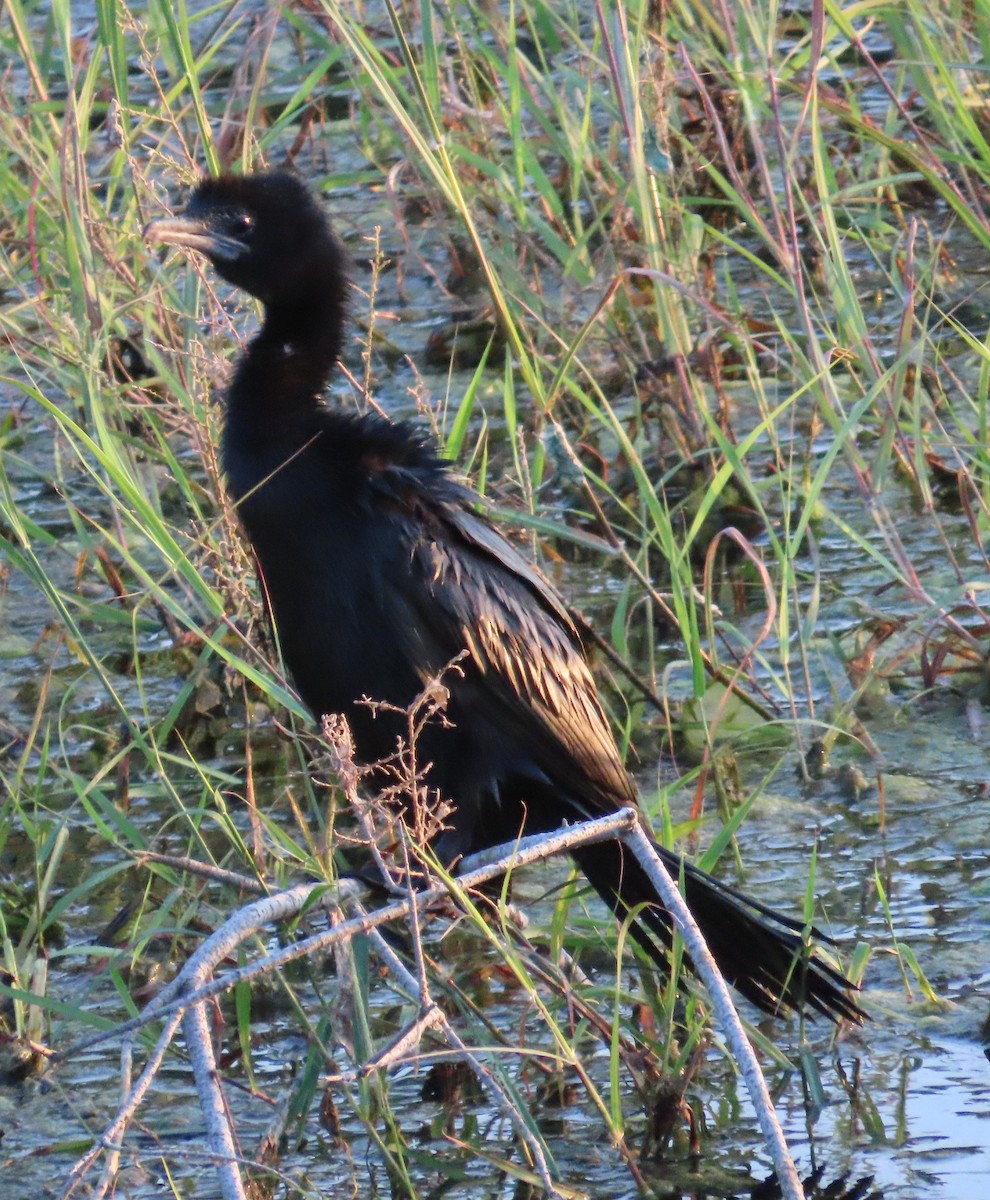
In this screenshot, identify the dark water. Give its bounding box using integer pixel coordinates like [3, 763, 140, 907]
[3, 353, 989, 1198]
[2, 5, 990, 1199]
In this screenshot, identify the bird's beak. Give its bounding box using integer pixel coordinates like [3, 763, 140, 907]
[143, 215, 247, 262]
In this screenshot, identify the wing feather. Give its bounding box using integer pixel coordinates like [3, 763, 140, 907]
[374, 471, 636, 813]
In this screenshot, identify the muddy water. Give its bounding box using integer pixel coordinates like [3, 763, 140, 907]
[3, 328, 989, 1199]
[1, 15, 990, 1200]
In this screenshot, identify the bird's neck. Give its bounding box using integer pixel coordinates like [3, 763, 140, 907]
[225, 238, 345, 427]
[228, 290, 343, 422]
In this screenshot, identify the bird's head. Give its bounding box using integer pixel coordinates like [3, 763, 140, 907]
[145, 171, 342, 308]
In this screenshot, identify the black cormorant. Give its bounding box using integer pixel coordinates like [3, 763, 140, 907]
[146, 170, 864, 1023]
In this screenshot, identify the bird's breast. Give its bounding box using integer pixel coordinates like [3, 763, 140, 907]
[226, 460, 428, 749]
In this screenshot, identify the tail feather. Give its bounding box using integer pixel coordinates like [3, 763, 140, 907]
[571, 838, 866, 1024]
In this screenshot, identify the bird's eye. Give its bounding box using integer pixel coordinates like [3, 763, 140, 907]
[226, 212, 254, 242]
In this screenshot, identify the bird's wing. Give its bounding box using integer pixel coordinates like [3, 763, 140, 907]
[374, 469, 637, 814]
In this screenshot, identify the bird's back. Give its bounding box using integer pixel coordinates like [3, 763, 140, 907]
[223, 403, 637, 858]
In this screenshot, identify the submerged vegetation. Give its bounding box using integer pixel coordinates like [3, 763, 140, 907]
[0, 1, 989, 1197]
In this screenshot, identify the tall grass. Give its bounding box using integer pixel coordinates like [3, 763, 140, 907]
[0, 0, 987, 1194]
